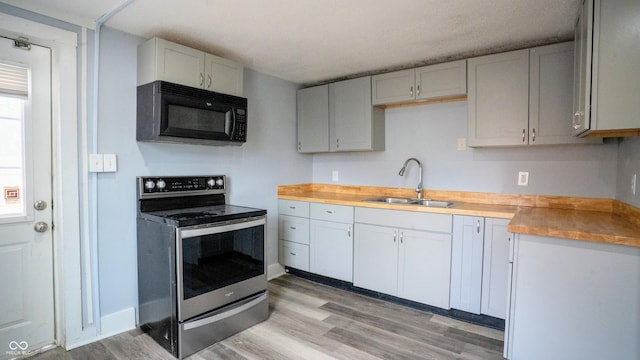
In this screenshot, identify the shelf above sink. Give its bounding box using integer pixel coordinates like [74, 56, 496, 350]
[362, 197, 455, 208]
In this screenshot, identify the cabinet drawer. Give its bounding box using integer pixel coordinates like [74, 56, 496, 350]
[278, 215, 310, 245]
[310, 203, 353, 223]
[355, 207, 452, 233]
[279, 240, 309, 271]
[278, 200, 309, 217]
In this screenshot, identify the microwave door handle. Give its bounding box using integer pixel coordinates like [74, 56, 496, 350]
[226, 109, 235, 140]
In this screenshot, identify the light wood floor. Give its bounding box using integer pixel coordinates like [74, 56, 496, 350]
[29, 275, 505, 359]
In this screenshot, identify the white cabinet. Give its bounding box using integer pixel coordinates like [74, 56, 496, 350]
[330, 77, 385, 152]
[309, 203, 354, 282]
[451, 216, 510, 319]
[450, 216, 484, 314]
[297, 85, 329, 153]
[296, 77, 384, 153]
[371, 60, 467, 106]
[354, 207, 452, 309]
[137, 37, 243, 96]
[505, 234, 640, 359]
[468, 49, 530, 147]
[480, 217, 510, 319]
[278, 200, 310, 271]
[572, 0, 640, 137]
[468, 43, 598, 147]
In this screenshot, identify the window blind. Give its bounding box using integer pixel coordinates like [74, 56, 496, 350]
[0, 62, 28, 98]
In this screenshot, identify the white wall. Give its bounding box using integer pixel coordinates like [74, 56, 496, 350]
[313, 101, 619, 198]
[95, 27, 310, 317]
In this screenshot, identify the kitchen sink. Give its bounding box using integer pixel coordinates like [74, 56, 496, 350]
[362, 197, 455, 208]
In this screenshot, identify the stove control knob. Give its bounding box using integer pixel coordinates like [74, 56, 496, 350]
[215, 178, 224, 186]
[144, 180, 155, 190]
[156, 180, 166, 190]
[207, 178, 216, 187]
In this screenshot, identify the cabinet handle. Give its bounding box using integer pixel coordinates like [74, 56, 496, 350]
[532, 128, 536, 142]
[410, 86, 414, 97]
[400, 231, 403, 244]
[289, 206, 296, 209]
[522, 129, 526, 143]
[290, 226, 296, 230]
[298, 141, 301, 151]
[336, 138, 339, 148]
[326, 210, 333, 214]
[348, 228, 351, 237]
[573, 111, 583, 129]
[476, 220, 480, 234]
[393, 231, 397, 243]
[199, 73, 204, 86]
[416, 84, 420, 96]
[207, 75, 212, 89]
[289, 252, 296, 256]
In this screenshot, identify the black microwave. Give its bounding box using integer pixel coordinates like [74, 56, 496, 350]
[136, 81, 247, 146]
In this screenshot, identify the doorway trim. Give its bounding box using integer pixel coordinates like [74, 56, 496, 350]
[0, 11, 92, 349]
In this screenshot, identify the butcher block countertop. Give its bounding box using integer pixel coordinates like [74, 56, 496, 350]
[278, 184, 640, 248]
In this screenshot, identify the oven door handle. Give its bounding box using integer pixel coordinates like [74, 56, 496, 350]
[180, 217, 266, 238]
[183, 292, 267, 330]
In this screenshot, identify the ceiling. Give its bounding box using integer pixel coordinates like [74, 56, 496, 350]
[2, 0, 581, 85]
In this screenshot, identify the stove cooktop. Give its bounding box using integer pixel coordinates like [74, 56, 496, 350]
[139, 204, 267, 227]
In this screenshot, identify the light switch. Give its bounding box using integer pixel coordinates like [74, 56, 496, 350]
[103, 154, 117, 172]
[89, 154, 103, 172]
[518, 171, 529, 186]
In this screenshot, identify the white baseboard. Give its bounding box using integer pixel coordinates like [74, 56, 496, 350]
[66, 307, 136, 350]
[267, 263, 285, 280]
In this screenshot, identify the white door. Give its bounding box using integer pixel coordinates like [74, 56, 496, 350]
[0, 37, 54, 358]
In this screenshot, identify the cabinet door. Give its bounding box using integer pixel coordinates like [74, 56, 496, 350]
[279, 240, 309, 271]
[155, 38, 205, 88]
[398, 229, 452, 309]
[204, 54, 243, 96]
[450, 216, 484, 314]
[481, 218, 510, 319]
[530, 42, 597, 145]
[371, 69, 415, 105]
[297, 85, 329, 153]
[415, 60, 467, 101]
[310, 220, 353, 282]
[468, 49, 530, 147]
[353, 223, 398, 296]
[330, 77, 384, 151]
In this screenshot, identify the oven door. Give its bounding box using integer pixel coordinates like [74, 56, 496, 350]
[176, 216, 266, 321]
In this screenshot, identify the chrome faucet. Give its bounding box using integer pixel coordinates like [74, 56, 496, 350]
[398, 158, 423, 199]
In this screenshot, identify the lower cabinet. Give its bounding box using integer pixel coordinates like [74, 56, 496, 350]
[450, 215, 510, 319]
[354, 208, 452, 309]
[278, 200, 310, 271]
[278, 240, 309, 271]
[310, 219, 353, 282]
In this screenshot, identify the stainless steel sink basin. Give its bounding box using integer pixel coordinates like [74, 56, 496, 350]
[411, 199, 455, 208]
[362, 197, 455, 208]
[362, 197, 416, 204]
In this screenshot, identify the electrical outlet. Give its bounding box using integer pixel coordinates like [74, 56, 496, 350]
[518, 171, 529, 186]
[103, 154, 117, 172]
[632, 173, 637, 195]
[457, 138, 467, 151]
[89, 154, 103, 172]
[332, 170, 339, 182]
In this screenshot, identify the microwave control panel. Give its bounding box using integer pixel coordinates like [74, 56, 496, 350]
[233, 108, 246, 141]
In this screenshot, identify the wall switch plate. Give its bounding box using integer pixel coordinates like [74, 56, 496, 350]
[89, 154, 103, 172]
[332, 170, 339, 182]
[457, 138, 467, 151]
[103, 154, 117, 172]
[518, 171, 529, 186]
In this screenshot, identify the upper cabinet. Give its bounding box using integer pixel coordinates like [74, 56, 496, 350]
[468, 43, 600, 147]
[371, 60, 467, 106]
[572, 0, 640, 137]
[296, 77, 384, 153]
[137, 37, 244, 97]
[297, 85, 329, 153]
[330, 77, 385, 152]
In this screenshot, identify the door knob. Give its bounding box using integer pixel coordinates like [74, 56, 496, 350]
[34, 222, 48, 233]
[34, 200, 47, 211]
